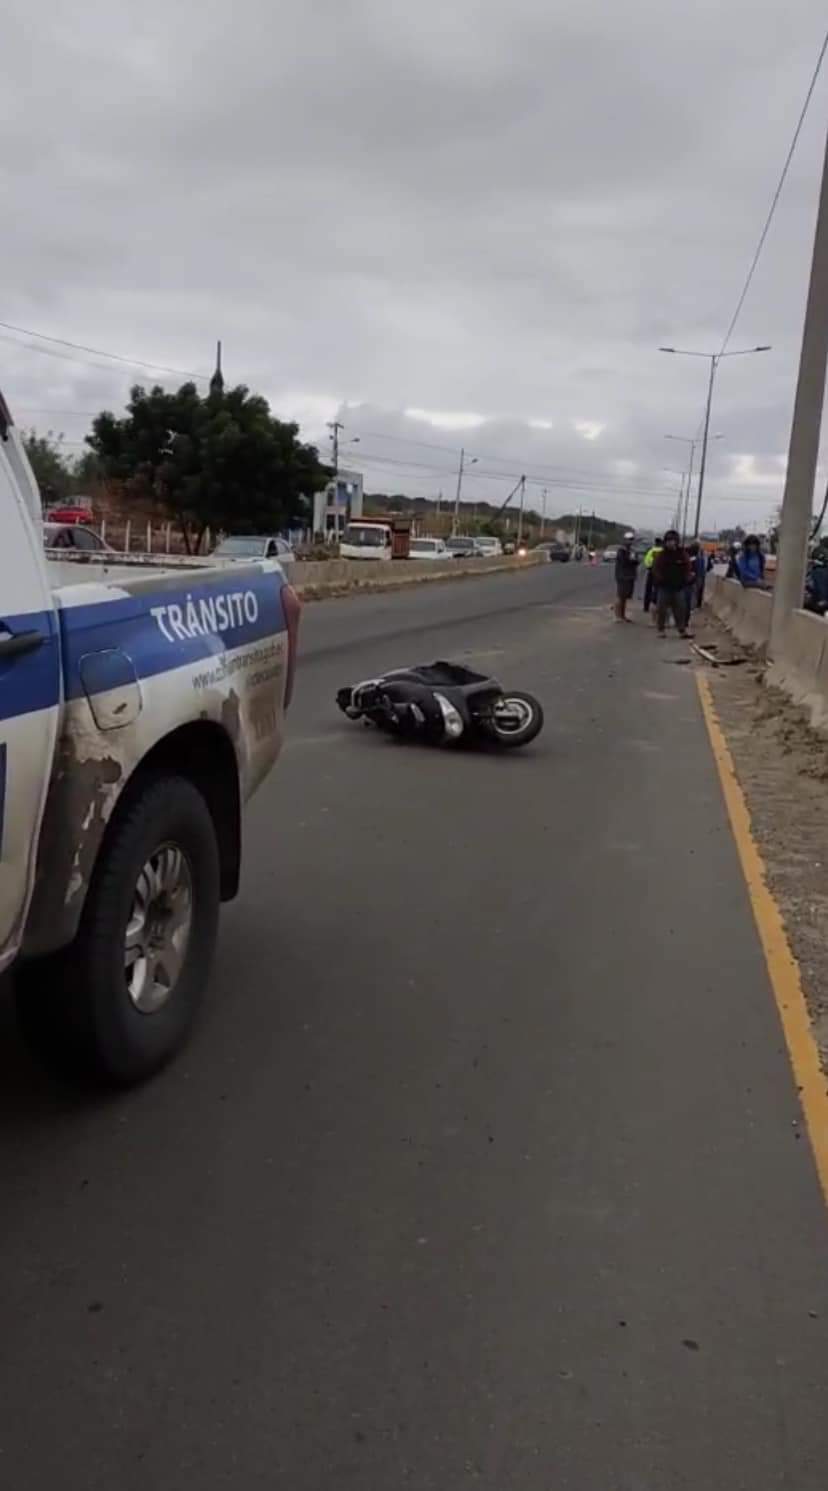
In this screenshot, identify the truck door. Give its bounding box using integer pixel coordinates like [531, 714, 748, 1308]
[0, 404, 61, 971]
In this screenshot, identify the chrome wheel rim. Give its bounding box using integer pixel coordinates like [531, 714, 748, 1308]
[493, 697, 534, 735]
[124, 845, 193, 1014]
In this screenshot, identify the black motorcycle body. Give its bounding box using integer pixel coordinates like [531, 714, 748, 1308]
[336, 661, 544, 749]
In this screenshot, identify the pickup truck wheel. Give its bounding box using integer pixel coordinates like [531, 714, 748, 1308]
[16, 775, 220, 1085]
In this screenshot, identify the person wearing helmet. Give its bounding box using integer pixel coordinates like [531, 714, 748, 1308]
[614, 531, 639, 622]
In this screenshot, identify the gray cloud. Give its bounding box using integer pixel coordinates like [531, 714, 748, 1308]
[3, 0, 828, 530]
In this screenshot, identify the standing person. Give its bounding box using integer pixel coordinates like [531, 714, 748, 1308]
[642, 536, 662, 614]
[694, 544, 708, 608]
[653, 529, 693, 639]
[726, 543, 740, 578]
[614, 531, 639, 623]
[686, 541, 706, 612]
[735, 534, 766, 588]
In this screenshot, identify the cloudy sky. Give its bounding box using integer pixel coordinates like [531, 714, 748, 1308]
[3, 0, 828, 532]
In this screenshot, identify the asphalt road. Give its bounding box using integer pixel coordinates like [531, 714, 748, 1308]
[2, 563, 828, 1490]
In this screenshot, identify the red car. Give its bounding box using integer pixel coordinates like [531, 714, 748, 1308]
[45, 503, 94, 525]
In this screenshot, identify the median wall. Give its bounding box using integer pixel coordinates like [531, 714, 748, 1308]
[706, 574, 828, 733]
[291, 551, 545, 598]
[706, 575, 772, 650]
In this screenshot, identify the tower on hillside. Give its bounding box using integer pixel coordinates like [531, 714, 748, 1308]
[209, 340, 224, 396]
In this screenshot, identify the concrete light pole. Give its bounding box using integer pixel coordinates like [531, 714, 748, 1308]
[660, 347, 770, 535]
[771, 124, 828, 657]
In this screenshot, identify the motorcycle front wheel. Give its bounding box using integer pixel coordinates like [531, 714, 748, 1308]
[481, 691, 544, 748]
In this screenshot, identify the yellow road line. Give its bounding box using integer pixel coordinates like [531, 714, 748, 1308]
[697, 672, 828, 1207]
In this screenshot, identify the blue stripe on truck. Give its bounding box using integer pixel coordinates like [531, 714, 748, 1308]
[58, 566, 288, 699]
[0, 568, 288, 722]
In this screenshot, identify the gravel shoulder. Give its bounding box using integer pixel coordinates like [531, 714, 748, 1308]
[700, 617, 828, 1066]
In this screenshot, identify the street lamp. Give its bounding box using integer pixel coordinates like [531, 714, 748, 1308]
[659, 345, 770, 536]
[662, 467, 688, 533]
[664, 431, 723, 539]
[453, 447, 478, 534]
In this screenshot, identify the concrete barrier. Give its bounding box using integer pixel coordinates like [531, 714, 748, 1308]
[706, 575, 772, 650]
[706, 574, 828, 732]
[291, 552, 545, 599]
[765, 609, 828, 730]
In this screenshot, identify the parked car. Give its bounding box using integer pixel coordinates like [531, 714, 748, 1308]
[43, 522, 112, 554]
[212, 535, 295, 565]
[602, 547, 618, 564]
[446, 536, 485, 558]
[475, 536, 503, 557]
[409, 537, 450, 561]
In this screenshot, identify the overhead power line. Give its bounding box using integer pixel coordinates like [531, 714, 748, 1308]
[719, 26, 828, 355]
[350, 426, 685, 492]
[0, 319, 208, 381]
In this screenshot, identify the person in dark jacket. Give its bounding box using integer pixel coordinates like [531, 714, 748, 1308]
[653, 529, 693, 638]
[614, 531, 639, 622]
[736, 534, 765, 588]
[643, 536, 662, 615]
[805, 554, 828, 614]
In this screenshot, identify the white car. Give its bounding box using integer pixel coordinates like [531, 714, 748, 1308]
[212, 535, 295, 565]
[475, 536, 503, 557]
[43, 521, 112, 554]
[409, 537, 450, 562]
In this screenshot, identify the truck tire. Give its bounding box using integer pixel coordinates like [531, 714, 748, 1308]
[16, 775, 220, 1085]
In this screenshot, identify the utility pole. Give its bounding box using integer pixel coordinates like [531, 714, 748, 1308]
[573, 507, 582, 550]
[771, 123, 828, 657]
[327, 420, 344, 541]
[452, 447, 477, 534]
[452, 449, 465, 536]
[328, 419, 343, 473]
[586, 510, 594, 550]
[541, 487, 547, 537]
[515, 476, 527, 547]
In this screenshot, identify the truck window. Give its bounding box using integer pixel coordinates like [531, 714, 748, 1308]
[344, 525, 385, 548]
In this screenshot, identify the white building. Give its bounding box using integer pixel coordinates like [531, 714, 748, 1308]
[312, 469, 364, 539]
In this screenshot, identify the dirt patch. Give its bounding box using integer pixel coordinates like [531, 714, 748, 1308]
[699, 623, 828, 1067]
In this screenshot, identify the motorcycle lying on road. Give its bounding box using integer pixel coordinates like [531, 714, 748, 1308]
[336, 661, 544, 750]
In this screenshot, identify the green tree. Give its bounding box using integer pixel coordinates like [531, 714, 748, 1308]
[22, 430, 75, 506]
[87, 381, 329, 552]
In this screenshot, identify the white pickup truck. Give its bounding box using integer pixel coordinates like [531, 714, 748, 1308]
[0, 388, 299, 1083]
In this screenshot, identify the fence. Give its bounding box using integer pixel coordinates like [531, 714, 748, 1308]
[98, 519, 213, 556]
